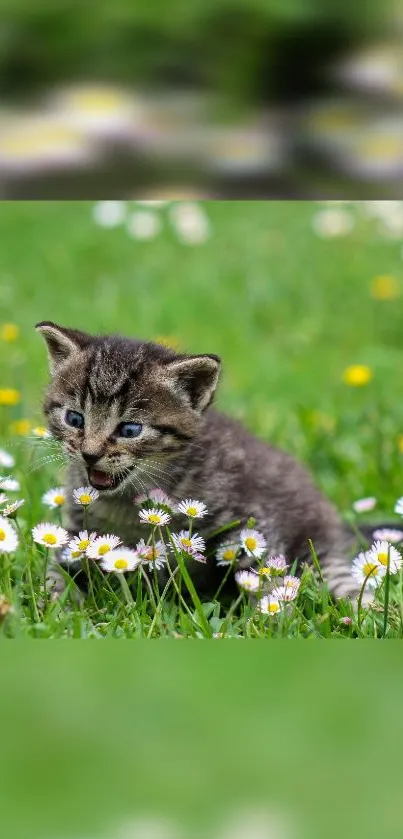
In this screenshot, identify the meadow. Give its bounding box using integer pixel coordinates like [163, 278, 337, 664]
[2, 199, 403, 638]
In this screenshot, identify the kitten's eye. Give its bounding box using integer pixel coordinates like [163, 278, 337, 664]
[65, 410, 85, 429]
[117, 422, 143, 439]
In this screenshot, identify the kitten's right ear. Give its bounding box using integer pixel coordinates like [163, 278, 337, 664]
[35, 321, 91, 374]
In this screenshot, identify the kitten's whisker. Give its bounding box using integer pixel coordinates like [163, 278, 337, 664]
[28, 454, 68, 474]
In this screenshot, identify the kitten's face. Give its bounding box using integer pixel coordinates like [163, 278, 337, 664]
[36, 323, 221, 496]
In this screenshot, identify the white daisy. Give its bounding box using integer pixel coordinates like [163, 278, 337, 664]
[216, 542, 240, 566]
[86, 533, 122, 559]
[265, 555, 288, 573]
[32, 522, 69, 549]
[0, 449, 14, 468]
[169, 203, 210, 246]
[272, 581, 300, 602]
[258, 595, 282, 616]
[100, 548, 141, 574]
[177, 498, 208, 519]
[60, 546, 85, 563]
[395, 497, 403, 516]
[351, 551, 386, 589]
[134, 489, 173, 509]
[0, 477, 20, 492]
[69, 531, 97, 556]
[42, 486, 67, 508]
[136, 538, 167, 570]
[73, 486, 99, 506]
[312, 208, 354, 239]
[0, 493, 8, 505]
[126, 210, 161, 241]
[1, 499, 25, 518]
[235, 569, 260, 592]
[284, 574, 300, 589]
[92, 200, 126, 228]
[367, 540, 402, 574]
[0, 515, 19, 553]
[171, 530, 205, 555]
[353, 496, 377, 513]
[372, 528, 403, 543]
[240, 527, 267, 558]
[139, 508, 171, 526]
[32, 426, 51, 438]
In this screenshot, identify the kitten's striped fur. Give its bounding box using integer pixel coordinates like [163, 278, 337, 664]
[36, 321, 363, 601]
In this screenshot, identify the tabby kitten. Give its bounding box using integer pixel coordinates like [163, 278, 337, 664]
[36, 321, 361, 600]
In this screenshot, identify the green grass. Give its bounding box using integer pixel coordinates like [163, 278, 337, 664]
[2, 199, 403, 638]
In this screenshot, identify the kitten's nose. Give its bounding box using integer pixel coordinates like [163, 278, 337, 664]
[82, 451, 100, 466]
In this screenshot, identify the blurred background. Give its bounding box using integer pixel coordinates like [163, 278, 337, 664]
[1, 1, 403, 196]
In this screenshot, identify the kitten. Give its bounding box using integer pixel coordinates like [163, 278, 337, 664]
[36, 321, 362, 601]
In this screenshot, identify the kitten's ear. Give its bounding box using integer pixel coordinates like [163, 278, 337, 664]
[165, 354, 221, 412]
[35, 321, 91, 374]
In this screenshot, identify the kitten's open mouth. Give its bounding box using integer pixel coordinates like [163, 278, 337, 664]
[88, 469, 124, 491]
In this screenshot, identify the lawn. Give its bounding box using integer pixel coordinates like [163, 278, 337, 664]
[2, 199, 403, 638]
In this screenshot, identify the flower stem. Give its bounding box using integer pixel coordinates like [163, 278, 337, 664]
[147, 565, 180, 638]
[117, 573, 134, 606]
[42, 548, 49, 611]
[382, 547, 391, 638]
[166, 528, 211, 637]
[357, 571, 375, 632]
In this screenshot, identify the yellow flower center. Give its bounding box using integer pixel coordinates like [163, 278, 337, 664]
[79, 494, 92, 505]
[54, 495, 65, 506]
[223, 549, 236, 561]
[343, 365, 373, 387]
[363, 562, 378, 577]
[43, 534, 57, 545]
[245, 536, 257, 552]
[78, 539, 90, 551]
[377, 552, 389, 567]
[268, 601, 280, 613]
[259, 567, 271, 577]
[0, 529, 5, 541]
[148, 514, 161, 524]
[180, 538, 192, 548]
[98, 544, 111, 556]
[114, 558, 128, 570]
[187, 507, 198, 517]
[71, 549, 82, 558]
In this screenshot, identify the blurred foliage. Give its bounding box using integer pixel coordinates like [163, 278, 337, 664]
[0, 1, 394, 102]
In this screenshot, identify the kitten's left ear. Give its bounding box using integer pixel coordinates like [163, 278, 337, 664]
[165, 354, 221, 412]
[35, 321, 91, 374]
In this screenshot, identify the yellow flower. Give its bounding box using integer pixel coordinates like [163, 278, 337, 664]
[32, 426, 50, 438]
[0, 388, 21, 406]
[0, 323, 19, 342]
[343, 365, 373, 387]
[155, 335, 181, 351]
[370, 275, 400, 301]
[9, 419, 31, 435]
